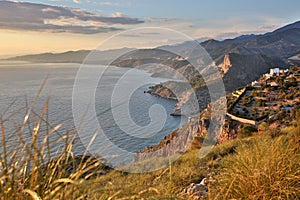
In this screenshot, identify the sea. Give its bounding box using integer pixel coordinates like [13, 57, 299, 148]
[0, 62, 186, 160]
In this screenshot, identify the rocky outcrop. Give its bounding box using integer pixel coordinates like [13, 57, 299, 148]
[220, 53, 286, 91]
[147, 83, 177, 101]
[181, 182, 208, 199]
[147, 80, 207, 116]
[220, 54, 232, 74]
[217, 117, 239, 144]
[145, 20, 297, 112]
[147, 80, 212, 116]
[136, 101, 239, 161]
[172, 90, 197, 116]
[136, 114, 208, 161]
[180, 176, 215, 200]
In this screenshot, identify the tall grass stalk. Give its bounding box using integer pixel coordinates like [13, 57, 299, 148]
[211, 133, 300, 199]
[0, 82, 107, 200]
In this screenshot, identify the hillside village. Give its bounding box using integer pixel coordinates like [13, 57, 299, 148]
[139, 65, 300, 158]
[135, 65, 300, 199]
[226, 65, 300, 129]
[1, 1, 300, 199]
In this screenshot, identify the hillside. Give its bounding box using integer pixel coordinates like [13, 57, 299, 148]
[4, 21, 300, 115]
[1, 21, 300, 200]
[5, 21, 300, 86]
[1, 70, 299, 199]
[109, 21, 300, 92]
[170, 21, 300, 89]
[5, 48, 135, 64]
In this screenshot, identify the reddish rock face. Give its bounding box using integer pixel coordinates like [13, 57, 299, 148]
[220, 54, 232, 74]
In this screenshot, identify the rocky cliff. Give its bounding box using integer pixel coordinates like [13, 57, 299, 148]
[220, 54, 232, 74]
[6, 21, 300, 93]
[5, 21, 300, 116]
[220, 53, 286, 91]
[136, 102, 240, 161]
[147, 21, 300, 113]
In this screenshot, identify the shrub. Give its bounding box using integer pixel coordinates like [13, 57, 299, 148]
[258, 122, 270, 133]
[238, 125, 257, 138]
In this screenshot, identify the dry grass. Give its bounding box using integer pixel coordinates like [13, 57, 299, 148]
[0, 81, 299, 199]
[211, 127, 300, 199]
[0, 81, 208, 200]
[0, 82, 107, 200]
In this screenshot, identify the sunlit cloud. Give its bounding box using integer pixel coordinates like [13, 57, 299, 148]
[144, 17, 178, 23]
[111, 12, 126, 18]
[0, 1, 144, 34]
[99, 1, 120, 6]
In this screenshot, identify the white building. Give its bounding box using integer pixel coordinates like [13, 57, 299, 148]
[270, 82, 279, 87]
[270, 68, 280, 76]
[251, 81, 261, 88]
[264, 73, 272, 79]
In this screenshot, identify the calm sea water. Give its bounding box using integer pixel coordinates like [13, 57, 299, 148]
[0, 62, 186, 156]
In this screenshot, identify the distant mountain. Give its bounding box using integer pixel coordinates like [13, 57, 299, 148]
[7, 50, 91, 63]
[231, 34, 258, 41]
[202, 21, 300, 90]
[5, 20, 300, 91]
[156, 20, 300, 90]
[201, 26, 300, 60]
[6, 48, 135, 64]
[272, 21, 300, 33]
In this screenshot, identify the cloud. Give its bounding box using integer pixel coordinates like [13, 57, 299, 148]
[144, 17, 177, 23]
[215, 31, 262, 40]
[121, 32, 162, 38]
[0, 1, 144, 34]
[160, 18, 177, 22]
[213, 24, 280, 40]
[73, 0, 80, 4]
[111, 12, 126, 18]
[257, 25, 278, 31]
[99, 1, 120, 6]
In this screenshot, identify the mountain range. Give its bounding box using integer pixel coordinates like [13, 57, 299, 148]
[5, 20, 300, 92]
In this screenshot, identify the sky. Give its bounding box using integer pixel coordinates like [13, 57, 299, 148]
[0, 0, 299, 57]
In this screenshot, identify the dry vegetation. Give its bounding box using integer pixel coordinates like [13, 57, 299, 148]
[211, 129, 300, 199]
[0, 81, 299, 199]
